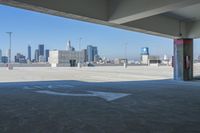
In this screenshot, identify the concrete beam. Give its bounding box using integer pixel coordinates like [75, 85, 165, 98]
[0, 0, 108, 21]
[186, 21, 200, 38]
[109, 0, 200, 24]
[122, 15, 187, 39]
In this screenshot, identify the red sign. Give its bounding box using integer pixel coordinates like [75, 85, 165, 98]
[174, 39, 193, 45]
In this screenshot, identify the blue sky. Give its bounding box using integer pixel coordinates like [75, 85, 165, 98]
[0, 4, 199, 60]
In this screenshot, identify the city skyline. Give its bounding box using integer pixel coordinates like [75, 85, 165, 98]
[0, 5, 200, 60]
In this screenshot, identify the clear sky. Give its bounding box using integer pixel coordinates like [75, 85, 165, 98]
[0, 4, 199, 60]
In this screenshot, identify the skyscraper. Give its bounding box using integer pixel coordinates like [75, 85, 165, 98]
[35, 49, 39, 62]
[28, 45, 31, 61]
[66, 41, 75, 51]
[0, 49, 2, 63]
[45, 49, 49, 62]
[38, 44, 44, 56]
[87, 45, 98, 62]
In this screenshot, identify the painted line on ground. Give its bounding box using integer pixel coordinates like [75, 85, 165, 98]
[36, 90, 130, 102]
[23, 84, 75, 90]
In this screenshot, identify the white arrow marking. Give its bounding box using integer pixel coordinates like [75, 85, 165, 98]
[88, 91, 130, 101]
[23, 84, 75, 90]
[34, 86, 43, 89]
[23, 86, 32, 90]
[36, 90, 130, 101]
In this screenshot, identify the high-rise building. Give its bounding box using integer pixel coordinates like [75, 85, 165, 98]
[15, 53, 26, 63]
[87, 45, 98, 62]
[45, 49, 49, 62]
[66, 41, 75, 51]
[0, 49, 2, 63]
[28, 45, 31, 61]
[38, 44, 44, 56]
[35, 49, 39, 62]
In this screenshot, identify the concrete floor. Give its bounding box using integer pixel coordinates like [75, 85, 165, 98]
[0, 66, 200, 133]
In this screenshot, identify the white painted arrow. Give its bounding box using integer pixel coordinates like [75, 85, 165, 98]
[36, 90, 130, 101]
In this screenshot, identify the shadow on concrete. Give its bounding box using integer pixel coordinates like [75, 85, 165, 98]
[0, 79, 200, 133]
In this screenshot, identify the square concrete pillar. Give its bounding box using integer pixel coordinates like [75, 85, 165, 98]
[174, 39, 193, 81]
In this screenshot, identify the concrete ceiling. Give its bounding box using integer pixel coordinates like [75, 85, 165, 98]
[164, 3, 200, 21]
[1, 0, 200, 39]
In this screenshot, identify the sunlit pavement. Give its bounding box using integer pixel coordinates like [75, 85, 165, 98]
[0, 66, 200, 133]
[0, 66, 173, 82]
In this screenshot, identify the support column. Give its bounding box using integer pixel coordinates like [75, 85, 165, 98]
[174, 38, 193, 81]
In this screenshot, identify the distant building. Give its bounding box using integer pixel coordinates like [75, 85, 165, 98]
[141, 55, 149, 64]
[39, 55, 46, 63]
[94, 54, 100, 63]
[66, 41, 75, 51]
[148, 56, 161, 66]
[162, 54, 170, 65]
[87, 45, 98, 62]
[35, 49, 39, 62]
[45, 49, 49, 62]
[15, 53, 26, 63]
[141, 47, 149, 64]
[27, 45, 31, 61]
[83, 49, 88, 62]
[141, 47, 149, 55]
[1, 56, 8, 63]
[38, 44, 44, 56]
[114, 58, 128, 64]
[49, 50, 86, 67]
[0, 49, 2, 63]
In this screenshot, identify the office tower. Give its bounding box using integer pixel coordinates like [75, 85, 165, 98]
[28, 45, 31, 61]
[35, 49, 39, 62]
[38, 44, 44, 56]
[0, 49, 2, 63]
[87, 45, 98, 62]
[66, 41, 75, 51]
[66, 41, 72, 51]
[45, 49, 49, 62]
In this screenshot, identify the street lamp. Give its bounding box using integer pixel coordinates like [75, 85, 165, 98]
[6, 32, 13, 70]
[78, 37, 82, 68]
[124, 43, 128, 68]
